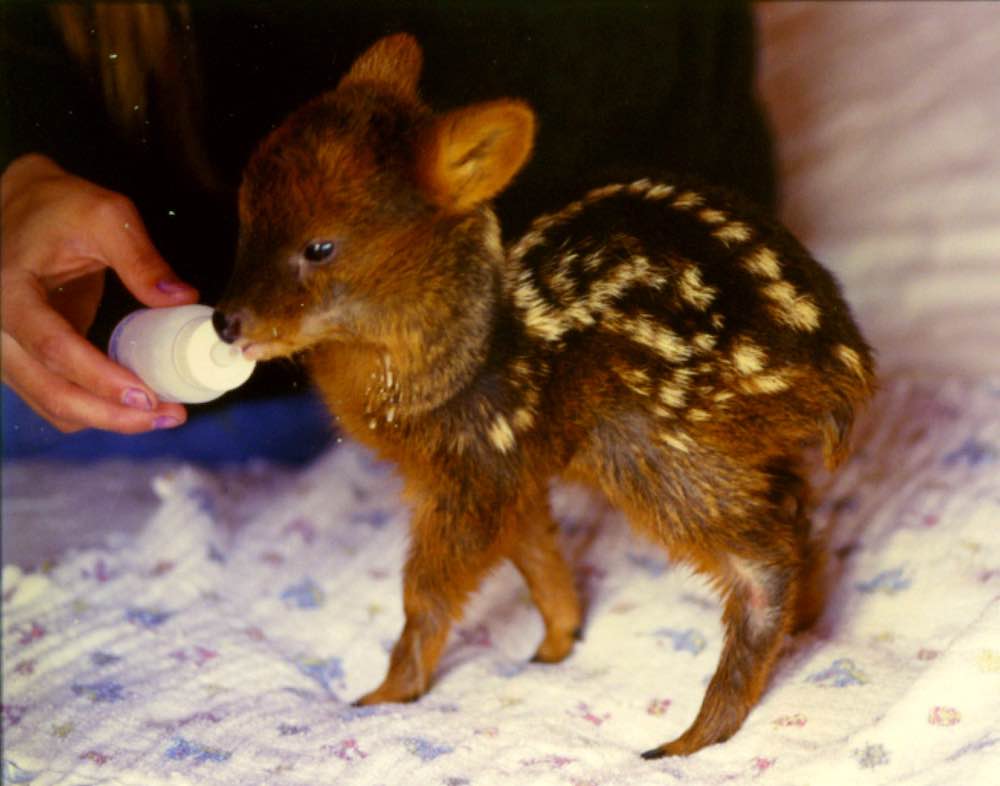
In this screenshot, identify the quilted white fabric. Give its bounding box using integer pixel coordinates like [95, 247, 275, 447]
[3, 372, 1000, 785]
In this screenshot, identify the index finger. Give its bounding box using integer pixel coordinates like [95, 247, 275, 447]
[95, 195, 200, 307]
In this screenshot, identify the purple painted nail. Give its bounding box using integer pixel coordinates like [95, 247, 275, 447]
[153, 415, 181, 430]
[155, 279, 193, 296]
[122, 388, 153, 411]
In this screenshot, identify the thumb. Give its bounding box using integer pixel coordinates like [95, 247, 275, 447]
[104, 201, 199, 307]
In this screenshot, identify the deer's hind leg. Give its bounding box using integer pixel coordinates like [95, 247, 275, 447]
[642, 535, 802, 758]
[638, 459, 826, 756]
[507, 500, 583, 664]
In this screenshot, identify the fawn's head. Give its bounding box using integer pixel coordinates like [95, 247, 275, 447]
[215, 34, 535, 360]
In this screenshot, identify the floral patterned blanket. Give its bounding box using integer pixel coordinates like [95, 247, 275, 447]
[3, 372, 999, 786]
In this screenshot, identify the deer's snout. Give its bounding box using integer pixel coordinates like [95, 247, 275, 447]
[212, 309, 242, 344]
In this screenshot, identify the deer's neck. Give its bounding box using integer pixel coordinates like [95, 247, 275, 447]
[309, 209, 507, 429]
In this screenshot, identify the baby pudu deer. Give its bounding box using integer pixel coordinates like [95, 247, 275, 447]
[215, 34, 874, 757]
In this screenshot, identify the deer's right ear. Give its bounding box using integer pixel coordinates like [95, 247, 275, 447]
[416, 99, 536, 213]
[339, 33, 423, 98]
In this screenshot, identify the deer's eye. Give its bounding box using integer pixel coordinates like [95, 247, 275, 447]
[303, 240, 338, 264]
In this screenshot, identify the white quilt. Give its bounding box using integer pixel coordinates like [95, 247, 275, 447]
[3, 373, 1000, 785]
[4, 3, 1000, 785]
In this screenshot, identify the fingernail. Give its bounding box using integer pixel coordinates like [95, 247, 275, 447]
[122, 387, 153, 411]
[153, 415, 181, 430]
[156, 279, 194, 296]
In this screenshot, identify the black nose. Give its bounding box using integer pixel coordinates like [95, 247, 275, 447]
[212, 309, 241, 344]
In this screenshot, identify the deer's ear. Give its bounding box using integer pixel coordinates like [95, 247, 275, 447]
[416, 99, 536, 213]
[339, 33, 423, 98]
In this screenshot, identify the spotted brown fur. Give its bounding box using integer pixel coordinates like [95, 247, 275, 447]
[217, 34, 875, 758]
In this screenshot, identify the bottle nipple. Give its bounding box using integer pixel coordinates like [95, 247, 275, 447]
[175, 318, 256, 395]
[210, 340, 244, 368]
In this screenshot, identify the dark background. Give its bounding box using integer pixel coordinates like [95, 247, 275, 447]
[2, 0, 775, 457]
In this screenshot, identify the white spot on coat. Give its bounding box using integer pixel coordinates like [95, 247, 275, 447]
[673, 191, 704, 209]
[743, 246, 782, 280]
[658, 383, 687, 409]
[514, 270, 569, 342]
[713, 222, 752, 246]
[834, 344, 867, 379]
[512, 408, 535, 430]
[740, 372, 791, 395]
[698, 208, 727, 225]
[616, 365, 652, 397]
[585, 183, 625, 201]
[487, 414, 516, 453]
[659, 431, 693, 453]
[732, 340, 767, 375]
[646, 183, 675, 200]
[613, 313, 692, 364]
[678, 266, 717, 311]
[762, 281, 821, 332]
[692, 333, 717, 353]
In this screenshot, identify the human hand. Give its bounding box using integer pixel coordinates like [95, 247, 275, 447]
[1, 154, 198, 433]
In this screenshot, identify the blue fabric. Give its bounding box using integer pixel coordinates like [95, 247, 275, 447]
[1, 385, 334, 466]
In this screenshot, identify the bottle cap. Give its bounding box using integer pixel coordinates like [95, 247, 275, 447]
[174, 317, 256, 394]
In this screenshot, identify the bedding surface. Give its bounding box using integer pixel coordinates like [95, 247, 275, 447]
[3, 373, 999, 785]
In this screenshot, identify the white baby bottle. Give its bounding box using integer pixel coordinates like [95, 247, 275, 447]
[109, 304, 256, 404]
